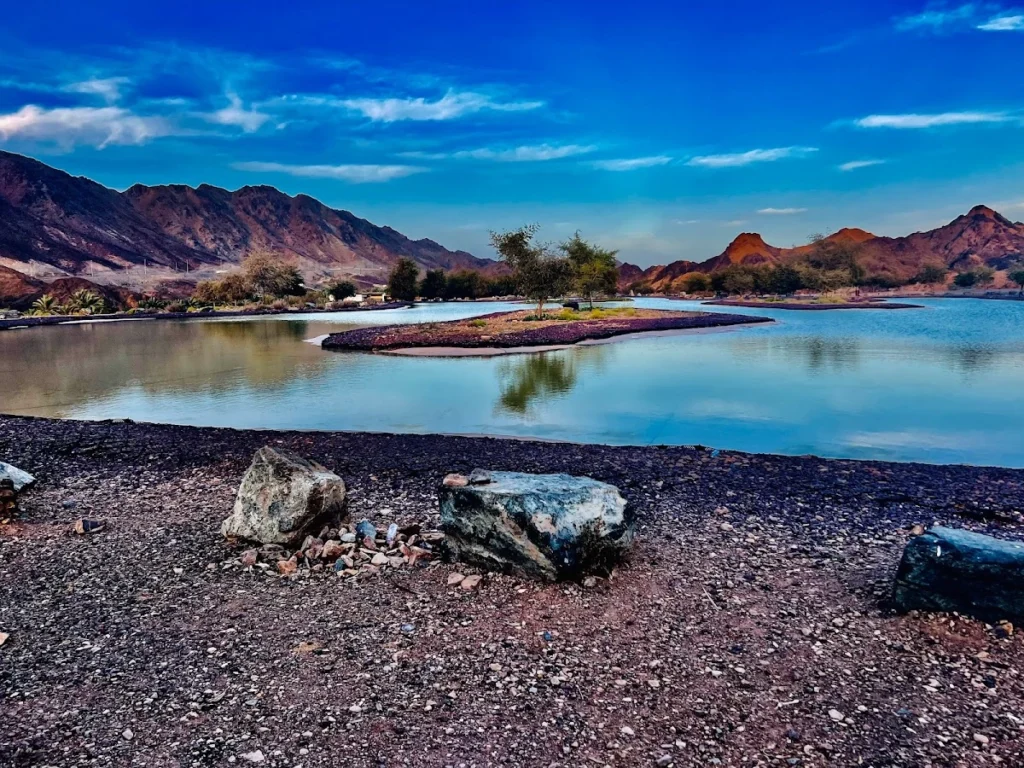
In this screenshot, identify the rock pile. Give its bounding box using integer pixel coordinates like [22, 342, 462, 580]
[237, 518, 444, 580]
[439, 468, 634, 581]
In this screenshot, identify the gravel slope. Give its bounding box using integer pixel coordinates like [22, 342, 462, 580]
[1, 415, 1023, 767]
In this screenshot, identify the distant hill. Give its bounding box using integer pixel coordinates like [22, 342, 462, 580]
[0, 150, 496, 287]
[620, 206, 1024, 291]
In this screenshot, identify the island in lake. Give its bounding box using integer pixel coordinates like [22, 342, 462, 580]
[321, 306, 772, 354]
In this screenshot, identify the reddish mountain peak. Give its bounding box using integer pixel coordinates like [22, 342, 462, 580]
[967, 204, 998, 218]
[828, 227, 876, 243]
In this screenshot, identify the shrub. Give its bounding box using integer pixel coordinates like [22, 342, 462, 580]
[469, 319, 487, 328]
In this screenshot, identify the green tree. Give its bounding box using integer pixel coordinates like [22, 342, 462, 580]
[953, 271, 977, 288]
[329, 280, 357, 300]
[387, 258, 420, 301]
[975, 266, 995, 286]
[1008, 269, 1024, 295]
[242, 251, 303, 299]
[628, 280, 654, 295]
[443, 270, 482, 299]
[679, 272, 711, 293]
[763, 264, 803, 294]
[490, 225, 571, 315]
[559, 232, 618, 309]
[30, 294, 59, 316]
[913, 264, 947, 285]
[418, 269, 447, 300]
[67, 289, 106, 315]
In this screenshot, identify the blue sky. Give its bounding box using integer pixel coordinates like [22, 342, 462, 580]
[1, 0, 1023, 266]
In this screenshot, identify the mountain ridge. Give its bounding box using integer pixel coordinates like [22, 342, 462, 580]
[620, 206, 1024, 290]
[0, 150, 495, 285]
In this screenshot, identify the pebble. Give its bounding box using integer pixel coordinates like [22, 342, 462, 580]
[240, 750, 265, 763]
[974, 733, 990, 746]
[122, 728, 133, 741]
[828, 709, 844, 722]
[461, 574, 483, 590]
[447, 572, 466, 586]
[621, 726, 635, 737]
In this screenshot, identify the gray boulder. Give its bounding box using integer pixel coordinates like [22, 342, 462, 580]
[221, 447, 347, 546]
[438, 469, 633, 581]
[893, 525, 1024, 622]
[0, 461, 35, 492]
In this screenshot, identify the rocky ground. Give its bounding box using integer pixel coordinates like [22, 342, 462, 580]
[1, 415, 1023, 767]
[322, 309, 770, 351]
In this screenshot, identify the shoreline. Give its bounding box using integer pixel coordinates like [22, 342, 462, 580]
[322, 309, 772, 352]
[702, 298, 923, 311]
[0, 301, 414, 332]
[2, 414, 1024, 765]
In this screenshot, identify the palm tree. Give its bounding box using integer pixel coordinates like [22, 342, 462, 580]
[30, 294, 59, 316]
[68, 289, 106, 315]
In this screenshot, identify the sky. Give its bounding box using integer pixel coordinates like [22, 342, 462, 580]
[1, 0, 1023, 267]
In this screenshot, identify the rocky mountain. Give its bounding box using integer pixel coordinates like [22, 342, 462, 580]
[620, 206, 1024, 290]
[0, 150, 495, 286]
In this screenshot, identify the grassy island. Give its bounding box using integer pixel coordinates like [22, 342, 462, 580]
[322, 307, 772, 353]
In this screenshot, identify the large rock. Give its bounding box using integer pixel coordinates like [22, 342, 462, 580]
[893, 526, 1024, 622]
[0, 461, 35, 492]
[438, 469, 633, 581]
[221, 447, 347, 546]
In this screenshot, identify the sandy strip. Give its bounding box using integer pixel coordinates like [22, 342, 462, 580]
[380, 323, 768, 357]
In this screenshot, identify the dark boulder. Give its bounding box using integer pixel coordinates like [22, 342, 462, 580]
[438, 469, 633, 581]
[893, 526, 1024, 622]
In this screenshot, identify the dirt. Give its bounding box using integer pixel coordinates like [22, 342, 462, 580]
[1, 415, 1023, 767]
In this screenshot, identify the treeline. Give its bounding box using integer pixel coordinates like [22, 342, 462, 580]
[386, 259, 518, 301]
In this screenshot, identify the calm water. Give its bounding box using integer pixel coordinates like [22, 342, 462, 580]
[2, 298, 1023, 467]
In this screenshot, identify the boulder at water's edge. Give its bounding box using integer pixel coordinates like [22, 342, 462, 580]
[893, 526, 1024, 622]
[221, 447, 347, 546]
[438, 469, 633, 581]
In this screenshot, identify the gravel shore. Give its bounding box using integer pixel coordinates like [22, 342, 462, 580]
[2, 415, 1023, 767]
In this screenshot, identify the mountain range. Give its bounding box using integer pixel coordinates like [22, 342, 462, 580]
[620, 207, 1024, 291]
[0, 150, 494, 289]
[2, 150, 1023, 307]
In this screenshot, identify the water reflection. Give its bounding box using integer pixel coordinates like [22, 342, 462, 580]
[730, 336, 863, 372]
[496, 345, 609, 415]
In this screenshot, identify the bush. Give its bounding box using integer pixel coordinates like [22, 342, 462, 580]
[329, 281, 357, 301]
[469, 319, 487, 328]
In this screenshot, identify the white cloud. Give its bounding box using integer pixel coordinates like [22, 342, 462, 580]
[64, 77, 130, 104]
[685, 146, 818, 168]
[592, 155, 672, 171]
[0, 104, 172, 148]
[340, 89, 543, 122]
[978, 13, 1024, 29]
[854, 111, 1011, 128]
[896, 4, 977, 31]
[203, 93, 270, 133]
[454, 143, 596, 162]
[838, 159, 886, 171]
[233, 161, 427, 183]
[757, 207, 808, 215]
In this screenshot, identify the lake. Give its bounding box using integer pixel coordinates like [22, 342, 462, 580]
[2, 297, 1023, 467]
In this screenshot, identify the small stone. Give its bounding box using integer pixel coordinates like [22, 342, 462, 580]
[371, 552, 389, 566]
[348, 704, 362, 714]
[447, 572, 466, 586]
[240, 750, 265, 763]
[828, 709, 844, 722]
[400, 623, 415, 634]
[620, 726, 635, 737]
[277, 556, 298, 576]
[122, 728, 134, 741]
[340, 532, 356, 543]
[646, 679, 661, 689]
[73, 518, 105, 535]
[461, 574, 483, 590]
[656, 756, 673, 767]
[321, 540, 344, 560]
[995, 621, 1014, 638]
[0, 632, 8, 646]
[386, 523, 399, 546]
[974, 733, 990, 746]
[240, 549, 258, 567]
[443, 473, 468, 488]
[720, 522, 733, 532]
[355, 519, 377, 540]
[832, 618, 845, 628]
